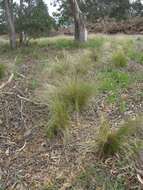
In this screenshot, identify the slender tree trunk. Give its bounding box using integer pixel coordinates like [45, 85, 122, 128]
[19, 0, 24, 45]
[5, 0, 16, 49]
[69, 0, 87, 42]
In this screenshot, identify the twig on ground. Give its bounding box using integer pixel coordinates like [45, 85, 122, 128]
[16, 141, 27, 153]
[137, 174, 143, 185]
[0, 91, 14, 95]
[0, 135, 11, 140]
[17, 94, 49, 106]
[15, 72, 26, 78]
[0, 73, 14, 90]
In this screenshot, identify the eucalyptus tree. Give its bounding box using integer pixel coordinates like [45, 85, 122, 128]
[54, 0, 88, 42]
[69, 0, 87, 42]
[17, 0, 55, 44]
[55, 0, 131, 25]
[4, 0, 16, 48]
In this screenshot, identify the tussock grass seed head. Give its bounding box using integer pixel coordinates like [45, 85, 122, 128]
[112, 51, 127, 68]
[51, 59, 69, 76]
[72, 51, 94, 76]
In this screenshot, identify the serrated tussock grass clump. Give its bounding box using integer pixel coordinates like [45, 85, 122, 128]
[48, 50, 96, 80]
[58, 79, 95, 112]
[47, 96, 70, 139]
[112, 51, 127, 68]
[96, 117, 141, 157]
[52, 51, 70, 73]
[0, 64, 6, 79]
[72, 53, 94, 76]
[47, 79, 95, 139]
[50, 59, 70, 76]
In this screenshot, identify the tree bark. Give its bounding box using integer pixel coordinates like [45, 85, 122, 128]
[5, 0, 16, 49]
[19, 0, 24, 45]
[69, 0, 87, 42]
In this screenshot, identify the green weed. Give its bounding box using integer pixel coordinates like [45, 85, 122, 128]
[98, 70, 131, 103]
[128, 49, 143, 65]
[73, 163, 127, 190]
[30, 79, 39, 90]
[48, 38, 80, 49]
[83, 37, 105, 49]
[99, 70, 130, 92]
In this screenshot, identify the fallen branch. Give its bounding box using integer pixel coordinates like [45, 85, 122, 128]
[0, 73, 14, 90]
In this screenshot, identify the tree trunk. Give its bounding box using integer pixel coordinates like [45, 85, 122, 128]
[5, 0, 16, 49]
[69, 0, 87, 42]
[19, 0, 24, 45]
